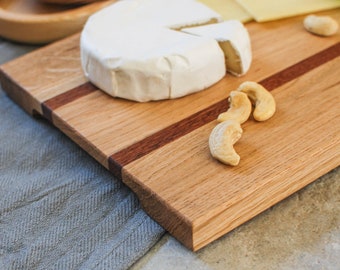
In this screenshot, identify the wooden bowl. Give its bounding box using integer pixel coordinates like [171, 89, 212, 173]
[0, 0, 116, 44]
[40, 0, 101, 4]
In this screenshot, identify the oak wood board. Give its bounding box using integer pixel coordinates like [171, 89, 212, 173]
[0, 9, 339, 251]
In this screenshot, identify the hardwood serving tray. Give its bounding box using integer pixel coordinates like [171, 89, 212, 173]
[0, 9, 339, 251]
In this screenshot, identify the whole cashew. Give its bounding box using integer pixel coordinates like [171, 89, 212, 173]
[209, 120, 243, 166]
[237, 81, 276, 121]
[303, 15, 339, 37]
[217, 91, 252, 124]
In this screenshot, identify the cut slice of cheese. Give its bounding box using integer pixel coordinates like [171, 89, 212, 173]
[197, 0, 253, 22]
[81, 0, 252, 102]
[236, 0, 340, 22]
[182, 21, 252, 76]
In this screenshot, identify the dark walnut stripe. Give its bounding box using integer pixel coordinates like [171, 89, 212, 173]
[260, 42, 340, 90]
[42, 82, 98, 122]
[109, 42, 340, 179]
[108, 99, 229, 178]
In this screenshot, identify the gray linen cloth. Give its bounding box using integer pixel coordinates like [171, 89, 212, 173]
[0, 38, 164, 270]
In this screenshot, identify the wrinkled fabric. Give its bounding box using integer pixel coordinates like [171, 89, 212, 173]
[0, 38, 164, 270]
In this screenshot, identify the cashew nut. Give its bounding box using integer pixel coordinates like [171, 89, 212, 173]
[209, 120, 243, 166]
[217, 91, 252, 124]
[303, 15, 339, 37]
[237, 81, 276, 121]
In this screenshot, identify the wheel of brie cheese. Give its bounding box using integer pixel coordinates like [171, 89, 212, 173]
[80, 0, 252, 102]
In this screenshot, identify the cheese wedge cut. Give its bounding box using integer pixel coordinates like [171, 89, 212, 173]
[182, 21, 252, 76]
[81, 0, 251, 102]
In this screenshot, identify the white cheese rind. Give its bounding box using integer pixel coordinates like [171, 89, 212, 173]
[81, 26, 226, 102]
[181, 21, 252, 76]
[89, 0, 223, 30]
[80, 0, 226, 102]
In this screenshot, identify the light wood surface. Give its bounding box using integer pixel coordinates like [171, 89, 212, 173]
[0, 9, 339, 251]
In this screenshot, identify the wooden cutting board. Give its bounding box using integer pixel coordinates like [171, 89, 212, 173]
[1, 9, 339, 251]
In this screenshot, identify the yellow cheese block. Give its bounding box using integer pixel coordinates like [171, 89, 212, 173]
[198, 0, 253, 22]
[236, 0, 340, 22]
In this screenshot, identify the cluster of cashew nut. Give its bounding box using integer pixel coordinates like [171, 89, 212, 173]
[209, 81, 276, 166]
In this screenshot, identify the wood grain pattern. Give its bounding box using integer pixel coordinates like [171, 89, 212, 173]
[0, 9, 339, 251]
[110, 42, 340, 179]
[42, 82, 98, 122]
[123, 57, 340, 249]
[108, 99, 229, 179]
